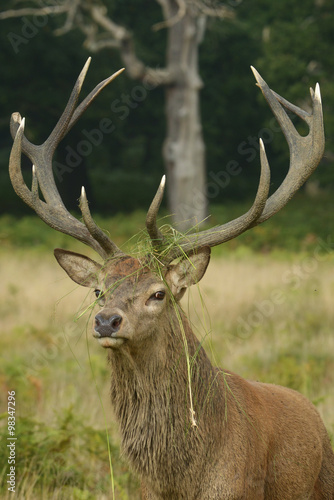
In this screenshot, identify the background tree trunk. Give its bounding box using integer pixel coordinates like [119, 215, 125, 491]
[164, 5, 207, 230]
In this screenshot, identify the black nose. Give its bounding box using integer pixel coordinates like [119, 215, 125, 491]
[94, 314, 122, 337]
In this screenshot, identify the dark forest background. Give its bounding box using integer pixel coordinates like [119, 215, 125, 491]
[1, 0, 333, 216]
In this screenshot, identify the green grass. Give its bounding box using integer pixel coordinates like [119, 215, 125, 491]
[0, 410, 139, 499]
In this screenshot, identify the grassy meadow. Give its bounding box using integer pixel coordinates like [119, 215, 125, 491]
[0, 194, 334, 499]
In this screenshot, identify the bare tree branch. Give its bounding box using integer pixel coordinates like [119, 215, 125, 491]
[153, 0, 187, 31]
[155, 0, 169, 8]
[193, 0, 235, 18]
[88, 4, 129, 41]
[0, 5, 69, 20]
[153, 0, 234, 31]
[84, 3, 175, 86]
[54, 0, 81, 36]
[0, 0, 175, 86]
[155, 0, 170, 18]
[84, 35, 121, 52]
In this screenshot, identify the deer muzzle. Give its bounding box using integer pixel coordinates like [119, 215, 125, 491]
[94, 313, 123, 338]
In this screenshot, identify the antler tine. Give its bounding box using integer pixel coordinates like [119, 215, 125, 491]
[10, 112, 36, 160]
[80, 186, 122, 257]
[165, 140, 271, 259]
[9, 117, 33, 208]
[9, 117, 107, 257]
[146, 175, 167, 250]
[10, 58, 92, 209]
[67, 68, 125, 134]
[46, 56, 92, 152]
[10, 58, 92, 154]
[250, 67, 324, 224]
[8, 60, 125, 259]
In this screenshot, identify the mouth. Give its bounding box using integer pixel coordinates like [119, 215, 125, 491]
[98, 337, 126, 348]
[93, 330, 126, 348]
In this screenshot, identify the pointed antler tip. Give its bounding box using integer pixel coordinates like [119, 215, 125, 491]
[11, 112, 24, 129]
[251, 66, 266, 89]
[12, 116, 25, 139]
[81, 185, 87, 199]
[79, 58, 92, 84]
[32, 164, 36, 174]
[109, 67, 126, 82]
[102, 68, 126, 87]
[314, 83, 322, 104]
[259, 138, 270, 177]
[161, 175, 166, 187]
[81, 57, 92, 75]
[11, 111, 22, 122]
[250, 65, 260, 79]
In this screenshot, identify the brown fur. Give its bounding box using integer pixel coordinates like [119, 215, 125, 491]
[54, 248, 334, 500]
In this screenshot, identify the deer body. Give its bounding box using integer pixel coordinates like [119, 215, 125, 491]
[115, 333, 334, 500]
[8, 59, 334, 499]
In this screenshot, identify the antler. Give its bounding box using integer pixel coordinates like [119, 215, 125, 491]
[147, 67, 324, 260]
[9, 58, 124, 260]
[9, 63, 324, 264]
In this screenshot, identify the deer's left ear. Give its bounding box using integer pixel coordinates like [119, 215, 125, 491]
[165, 247, 211, 301]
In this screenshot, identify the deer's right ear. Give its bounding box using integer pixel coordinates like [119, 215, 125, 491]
[54, 249, 102, 288]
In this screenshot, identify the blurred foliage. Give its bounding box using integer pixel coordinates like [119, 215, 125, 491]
[0, 0, 333, 215]
[0, 409, 139, 499]
[241, 349, 334, 398]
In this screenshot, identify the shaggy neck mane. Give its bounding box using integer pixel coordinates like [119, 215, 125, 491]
[108, 304, 225, 496]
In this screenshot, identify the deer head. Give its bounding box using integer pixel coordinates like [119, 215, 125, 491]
[9, 59, 334, 499]
[54, 245, 210, 352]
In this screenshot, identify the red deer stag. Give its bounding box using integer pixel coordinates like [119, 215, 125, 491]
[9, 58, 334, 499]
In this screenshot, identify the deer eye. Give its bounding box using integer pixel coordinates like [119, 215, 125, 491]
[94, 289, 105, 307]
[151, 290, 165, 301]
